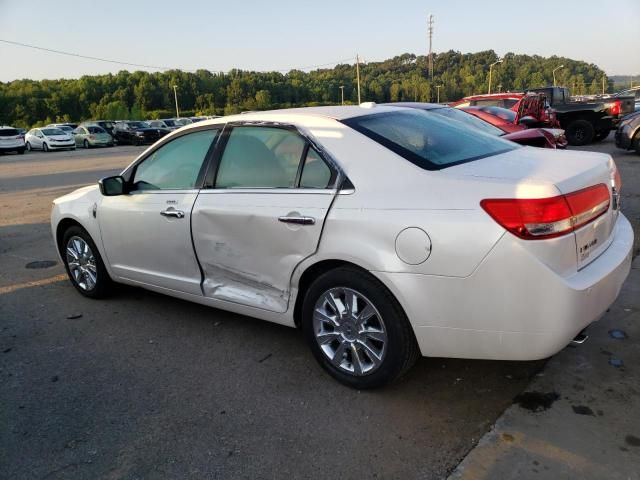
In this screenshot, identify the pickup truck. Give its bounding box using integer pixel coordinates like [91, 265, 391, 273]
[527, 86, 635, 145]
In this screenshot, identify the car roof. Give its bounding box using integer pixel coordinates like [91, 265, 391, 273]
[383, 102, 447, 110]
[194, 105, 411, 128]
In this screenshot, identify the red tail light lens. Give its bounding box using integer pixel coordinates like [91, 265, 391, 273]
[481, 184, 610, 240]
[607, 100, 621, 117]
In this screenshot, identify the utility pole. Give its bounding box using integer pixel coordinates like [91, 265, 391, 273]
[427, 14, 434, 83]
[602, 76, 606, 95]
[436, 85, 442, 103]
[356, 55, 361, 104]
[339, 85, 345, 105]
[172, 85, 179, 118]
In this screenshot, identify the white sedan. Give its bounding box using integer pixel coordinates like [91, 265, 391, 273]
[26, 127, 75, 152]
[50, 105, 633, 388]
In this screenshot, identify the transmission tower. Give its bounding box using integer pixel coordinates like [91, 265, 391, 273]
[428, 14, 434, 82]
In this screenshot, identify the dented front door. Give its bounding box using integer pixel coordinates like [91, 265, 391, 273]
[191, 190, 335, 312]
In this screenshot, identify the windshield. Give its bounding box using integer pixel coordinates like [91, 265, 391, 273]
[41, 128, 65, 136]
[88, 126, 106, 134]
[163, 120, 176, 126]
[428, 107, 504, 136]
[343, 110, 517, 170]
[100, 122, 114, 129]
[127, 122, 146, 129]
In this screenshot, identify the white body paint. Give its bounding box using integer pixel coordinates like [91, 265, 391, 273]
[51, 106, 634, 361]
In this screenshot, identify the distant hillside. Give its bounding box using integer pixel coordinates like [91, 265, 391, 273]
[0, 50, 612, 127]
[609, 75, 638, 90]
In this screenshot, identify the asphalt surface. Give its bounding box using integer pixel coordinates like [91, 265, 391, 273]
[0, 136, 638, 479]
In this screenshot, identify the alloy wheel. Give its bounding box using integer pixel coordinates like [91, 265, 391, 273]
[313, 287, 387, 376]
[65, 236, 98, 291]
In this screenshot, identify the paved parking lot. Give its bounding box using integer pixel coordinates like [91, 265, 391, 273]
[0, 137, 638, 479]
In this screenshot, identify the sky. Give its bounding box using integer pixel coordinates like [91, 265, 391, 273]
[0, 0, 638, 82]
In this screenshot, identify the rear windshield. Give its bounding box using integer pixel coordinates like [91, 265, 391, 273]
[428, 107, 504, 137]
[0, 129, 19, 136]
[342, 110, 516, 170]
[479, 106, 517, 122]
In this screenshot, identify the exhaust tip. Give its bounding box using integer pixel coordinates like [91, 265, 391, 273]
[571, 330, 589, 345]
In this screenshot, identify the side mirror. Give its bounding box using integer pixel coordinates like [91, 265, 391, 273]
[99, 175, 125, 196]
[518, 116, 537, 127]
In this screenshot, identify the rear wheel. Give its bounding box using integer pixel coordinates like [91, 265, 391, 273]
[61, 226, 113, 298]
[302, 266, 419, 389]
[565, 119, 595, 146]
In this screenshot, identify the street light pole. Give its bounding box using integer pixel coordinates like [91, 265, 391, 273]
[436, 85, 442, 103]
[553, 65, 564, 87]
[488, 59, 502, 94]
[339, 85, 345, 105]
[172, 85, 179, 118]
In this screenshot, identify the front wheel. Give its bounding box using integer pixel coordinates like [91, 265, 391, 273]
[565, 119, 595, 146]
[302, 267, 419, 389]
[26, 142, 32, 151]
[84, 139, 90, 149]
[634, 133, 640, 155]
[43, 142, 49, 152]
[61, 226, 113, 298]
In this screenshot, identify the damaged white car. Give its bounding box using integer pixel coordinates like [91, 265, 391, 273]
[51, 105, 633, 388]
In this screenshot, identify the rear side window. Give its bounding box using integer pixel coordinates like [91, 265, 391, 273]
[0, 129, 19, 136]
[215, 127, 305, 189]
[343, 110, 517, 170]
[300, 148, 332, 188]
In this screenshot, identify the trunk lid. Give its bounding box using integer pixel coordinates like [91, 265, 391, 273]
[446, 147, 617, 270]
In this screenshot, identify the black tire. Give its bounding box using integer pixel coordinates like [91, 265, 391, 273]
[565, 119, 595, 146]
[302, 266, 420, 389]
[61, 225, 114, 299]
[43, 142, 49, 152]
[592, 131, 609, 142]
[634, 133, 640, 155]
[84, 139, 90, 149]
[26, 142, 32, 151]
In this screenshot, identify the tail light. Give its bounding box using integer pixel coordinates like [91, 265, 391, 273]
[481, 184, 610, 240]
[606, 100, 621, 117]
[611, 161, 622, 192]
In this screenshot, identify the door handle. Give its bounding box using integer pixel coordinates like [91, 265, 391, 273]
[160, 208, 185, 219]
[278, 215, 315, 225]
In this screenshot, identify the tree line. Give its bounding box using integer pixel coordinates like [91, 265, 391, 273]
[0, 50, 611, 128]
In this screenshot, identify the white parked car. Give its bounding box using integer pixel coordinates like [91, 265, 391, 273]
[26, 127, 75, 152]
[0, 126, 26, 154]
[50, 106, 633, 388]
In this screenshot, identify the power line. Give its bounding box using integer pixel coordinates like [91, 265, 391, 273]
[0, 38, 356, 75]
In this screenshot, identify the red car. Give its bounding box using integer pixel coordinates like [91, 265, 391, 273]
[449, 93, 523, 110]
[462, 106, 567, 148]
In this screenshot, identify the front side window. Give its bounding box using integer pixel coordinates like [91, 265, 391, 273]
[132, 129, 217, 191]
[343, 110, 517, 170]
[215, 127, 306, 189]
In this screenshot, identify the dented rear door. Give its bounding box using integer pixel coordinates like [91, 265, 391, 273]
[191, 124, 338, 313]
[191, 190, 335, 312]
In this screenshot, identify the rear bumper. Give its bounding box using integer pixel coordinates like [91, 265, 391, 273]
[0, 145, 25, 152]
[374, 214, 634, 361]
